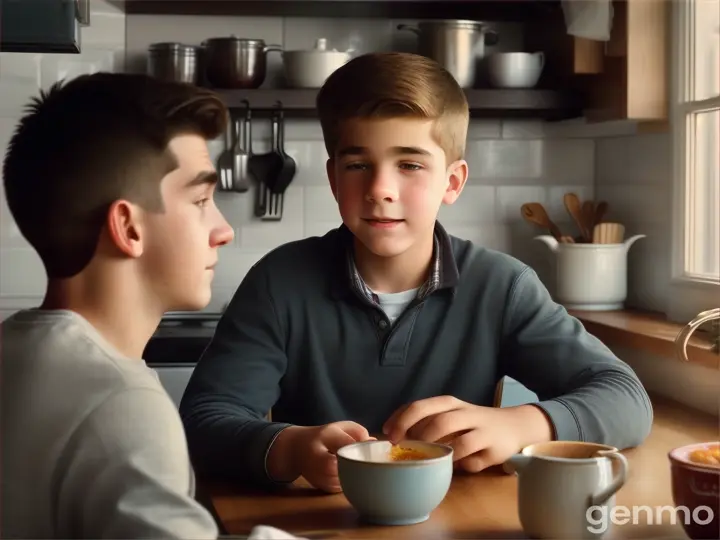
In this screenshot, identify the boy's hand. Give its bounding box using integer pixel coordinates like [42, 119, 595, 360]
[269, 421, 374, 493]
[382, 395, 553, 473]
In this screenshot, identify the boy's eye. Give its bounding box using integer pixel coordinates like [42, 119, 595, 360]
[345, 162, 368, 171]
[195, 198, 210, 207]
[400, 163, 422, 171]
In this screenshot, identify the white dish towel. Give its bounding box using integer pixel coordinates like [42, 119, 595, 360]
[562, 0, 614, 41]
[246, 525, 306, 539]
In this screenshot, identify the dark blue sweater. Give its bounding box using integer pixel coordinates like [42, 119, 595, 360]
[180, 223, 653, 487]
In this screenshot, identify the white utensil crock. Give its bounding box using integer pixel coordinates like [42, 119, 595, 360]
[535, 234, 645, 310]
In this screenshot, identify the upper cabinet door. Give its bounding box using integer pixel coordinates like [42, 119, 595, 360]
[0, 0, 90, 54]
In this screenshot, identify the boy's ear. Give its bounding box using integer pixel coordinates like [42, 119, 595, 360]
[106, 200, 144, 258]
[442, 159, 469, 205]
[326, 158, 338, 201]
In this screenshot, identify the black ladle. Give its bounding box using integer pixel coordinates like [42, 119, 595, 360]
[248, 105, 284, 216]
[270, 102, 296, 195]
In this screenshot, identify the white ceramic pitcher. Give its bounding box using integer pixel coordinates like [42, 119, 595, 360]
[535, 234, 645, 311]
[506, 441, 629, 539]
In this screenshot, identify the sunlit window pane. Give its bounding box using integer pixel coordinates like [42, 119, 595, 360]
[694, 0, 720, 100]
[686, 108, 720, 280]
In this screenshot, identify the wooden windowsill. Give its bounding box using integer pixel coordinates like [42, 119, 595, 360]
[568, 309, 720, 370]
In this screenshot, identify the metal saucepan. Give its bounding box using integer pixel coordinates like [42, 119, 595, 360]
[147, 42, 201, 84]
[397, 20, 499, 88]
[202, 36, 282, 89]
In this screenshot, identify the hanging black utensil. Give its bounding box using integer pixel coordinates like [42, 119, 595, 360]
[248, 105, 284, 217]
[270, 102, 296, 195]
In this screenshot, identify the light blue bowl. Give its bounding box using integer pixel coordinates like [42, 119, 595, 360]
[336, 439, 453, 526]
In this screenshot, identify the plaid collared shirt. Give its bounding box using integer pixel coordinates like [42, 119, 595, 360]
[346, 233, 443, 305]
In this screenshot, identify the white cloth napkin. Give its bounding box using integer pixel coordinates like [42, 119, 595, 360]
[246, 525, 306, 539]
[562, 0, 614, 41]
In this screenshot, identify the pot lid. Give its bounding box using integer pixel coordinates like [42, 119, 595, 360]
[148, 42, 199, 54]
[202, 35, 266, 46]
[418, 19, 490, 29]
[286, 38, 353, 54]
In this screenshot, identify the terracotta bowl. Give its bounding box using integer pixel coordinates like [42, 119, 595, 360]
[668, 442, 719, 540]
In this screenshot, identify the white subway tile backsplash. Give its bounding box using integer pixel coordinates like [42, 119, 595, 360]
[91, 0, 125, 15]
[303, 186, 340, 222]
[0, 121, 16, 156]
[594, 132, 672, 312]
[543, 139, 595, 185]
[0, 54, 41, 84]
[213, 249, 269, 294]
[596, 133, 670, 185]
[466, 120, 502, 140]
[0, 81, 39, 117]
[625, 230, 669, 312]
[81, 12, 126, 49]
[496, 186, 548, 223]
[215, 192, 256, 228]
[438, 186, 495, 224]
[471, 140, 544, 179]
[282, 141, 328, 185]
[283, 120, 326, 141]
[239, 222, 305, 250]
[39, 50, 117, 90]
[0, 248, 45, 298]
[501, 120, 544, 140]
[444, 224, 512, 252]
[595, 185, 669, 224]
[0, 197, 30, 249]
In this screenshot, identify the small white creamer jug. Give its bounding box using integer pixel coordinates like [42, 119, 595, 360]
[505, 441, 629, 539]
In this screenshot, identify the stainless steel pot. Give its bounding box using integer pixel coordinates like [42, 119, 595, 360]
[147, 42, 200, 84]
[398, 20, 499, 88]
[202, 36, 282, 89]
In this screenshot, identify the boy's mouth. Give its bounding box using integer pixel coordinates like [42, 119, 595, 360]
[363, 218, 404, 228]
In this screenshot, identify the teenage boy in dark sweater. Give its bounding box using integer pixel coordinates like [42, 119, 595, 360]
[180, 52, 653, 494]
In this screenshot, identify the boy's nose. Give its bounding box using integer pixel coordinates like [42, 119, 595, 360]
[366, 174, 399, 203]
[211, 218, 235, 247]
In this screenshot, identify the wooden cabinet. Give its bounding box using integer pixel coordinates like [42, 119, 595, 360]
[584, 0, 669, 124]
[528, 0, 669, 125]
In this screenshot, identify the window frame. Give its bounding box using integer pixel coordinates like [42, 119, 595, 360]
[669, 0, 720, 324]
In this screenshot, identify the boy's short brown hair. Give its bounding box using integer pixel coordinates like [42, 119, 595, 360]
[2, 73, 228, 279]
[316, 52, 469, 163]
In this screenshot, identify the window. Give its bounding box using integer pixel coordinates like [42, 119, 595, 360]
[670, 0, 720, 323]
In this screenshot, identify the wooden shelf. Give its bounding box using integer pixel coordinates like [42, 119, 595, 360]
[210, 88, 583, 120]
[569, 309, 720, 371]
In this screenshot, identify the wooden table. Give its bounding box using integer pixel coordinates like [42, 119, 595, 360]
[205, 396, 718, 539]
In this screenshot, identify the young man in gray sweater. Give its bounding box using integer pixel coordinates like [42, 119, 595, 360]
[180, 52, 654, 494]
[1, 73, 233, 538]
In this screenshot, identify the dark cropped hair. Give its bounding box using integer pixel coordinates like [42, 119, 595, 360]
[2, 72, 228, 278]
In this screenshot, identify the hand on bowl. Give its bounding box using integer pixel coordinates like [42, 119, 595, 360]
[268, 421, 375, 493]
[382, 395, 553, 473]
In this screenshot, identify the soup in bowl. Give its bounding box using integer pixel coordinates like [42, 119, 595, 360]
[336, 440, 453, 525]
[668, 442, 719, 540]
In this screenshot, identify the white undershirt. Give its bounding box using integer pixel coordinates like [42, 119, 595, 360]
[372, 287, 419, 323]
